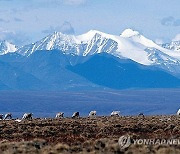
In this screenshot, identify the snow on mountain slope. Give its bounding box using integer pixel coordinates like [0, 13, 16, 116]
[0, 41, 17, 55]
[17, 32, 81, 56]
[17, 29, 180, 66]
[120, 29, 180, 59]
[121, 29, 157, 47]
[162, 41, 180, 52]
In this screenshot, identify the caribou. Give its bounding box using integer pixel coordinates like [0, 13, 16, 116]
[22, 113, 33, 120]
[138, 113, 145, 117]
[0, 114, 3, 120]
[89, 111, 97, 117]
[55, 112, 64, 118]
[177, 109, 180, 115]
[72, 112, 79, 118]
[3, 113, 12, 120]
[110, 111, 120, 116]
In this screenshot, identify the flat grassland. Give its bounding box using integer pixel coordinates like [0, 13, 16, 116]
[0, 116, 180, 153]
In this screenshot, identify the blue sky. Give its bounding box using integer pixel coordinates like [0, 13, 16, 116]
[0, 0, 180, 46]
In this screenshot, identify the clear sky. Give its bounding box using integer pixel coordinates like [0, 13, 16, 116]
[0, 0, 180, 46]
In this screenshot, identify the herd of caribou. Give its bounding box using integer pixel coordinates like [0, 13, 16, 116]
[0, 109, 180, 121]
[0, 111, 120, 121]
[0, 113, 33, 121]
[55, 111, 121, 118]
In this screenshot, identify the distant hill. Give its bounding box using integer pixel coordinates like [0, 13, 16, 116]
[68, 54, 180, 89]
[0, 29, 180, 90]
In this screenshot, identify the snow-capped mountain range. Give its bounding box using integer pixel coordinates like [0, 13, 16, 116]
[15, 29, 180, 67]
[1, 29, 180, 90]
[1, 29, 180, 66]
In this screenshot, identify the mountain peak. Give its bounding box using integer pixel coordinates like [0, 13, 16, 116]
[76, 30, 103, 42]
[50, 31, 70, 38]
[0, 40, 17, 55]
[87, 29, 102, 34]
[120, 29, 140, 37]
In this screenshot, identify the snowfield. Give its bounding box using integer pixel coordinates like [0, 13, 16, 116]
[14, 29, 180, 66]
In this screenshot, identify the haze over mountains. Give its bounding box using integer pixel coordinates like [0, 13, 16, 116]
[0, 29, 180, 90]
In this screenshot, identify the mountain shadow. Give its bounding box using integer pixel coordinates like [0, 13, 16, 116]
[68, 53, 180, 89]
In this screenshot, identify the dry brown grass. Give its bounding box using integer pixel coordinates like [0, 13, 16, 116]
[0, 116, 179, 153]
